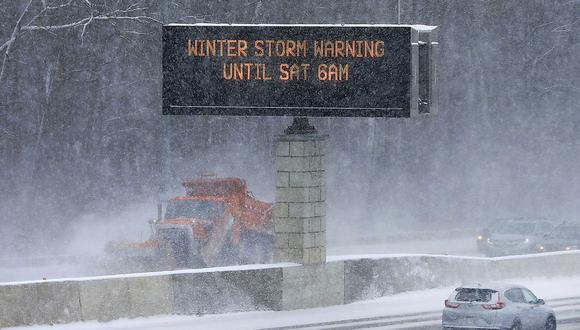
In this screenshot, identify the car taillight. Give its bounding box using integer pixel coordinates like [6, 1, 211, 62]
[482, 302, 504, 309]
[482, 297, 505, 310]
[445, 299, 459, 308]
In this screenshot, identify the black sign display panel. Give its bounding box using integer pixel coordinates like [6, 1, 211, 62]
[163, 24, 430, 117]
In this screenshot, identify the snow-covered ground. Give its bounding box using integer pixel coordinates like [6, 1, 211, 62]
[7, 275, 580, 330]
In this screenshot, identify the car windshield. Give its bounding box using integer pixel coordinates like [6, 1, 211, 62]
[551, 226, 580, 240]
[164, 200, 225, 220]
[496, 222, 536, 235]
[453, 288, 497, 302]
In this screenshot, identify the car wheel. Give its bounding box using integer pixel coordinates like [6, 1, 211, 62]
[510, 320, 522, 330]
[545, 316, 557, 330]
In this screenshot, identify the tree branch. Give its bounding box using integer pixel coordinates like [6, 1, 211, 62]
[22, 14, 162, 31]
[0, 0, 34, 84]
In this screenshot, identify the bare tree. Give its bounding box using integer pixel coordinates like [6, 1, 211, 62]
[0, 0, 162, 84]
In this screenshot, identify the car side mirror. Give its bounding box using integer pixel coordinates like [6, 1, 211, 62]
[535, 299, 545, 305]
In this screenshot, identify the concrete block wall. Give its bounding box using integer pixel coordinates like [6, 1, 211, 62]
[274, 133, 327, 265]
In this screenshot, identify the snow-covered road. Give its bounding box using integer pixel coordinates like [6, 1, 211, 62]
[0, 235, 479, 283]
[327, 235, 478, 257]
[7, 276, 580, 330]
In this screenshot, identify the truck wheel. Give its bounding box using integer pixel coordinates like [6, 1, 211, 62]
[240, 232, 273, 264]
[217, 237, 239, 266]
[250, 233, 273, 264]
[256, 235, 273, 264]
[545, 316, 556, 330]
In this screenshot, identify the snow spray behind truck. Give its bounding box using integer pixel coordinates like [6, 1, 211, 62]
[106, 176, 274, 272]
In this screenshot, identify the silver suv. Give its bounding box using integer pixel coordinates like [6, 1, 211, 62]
[442, 283, 556, 329]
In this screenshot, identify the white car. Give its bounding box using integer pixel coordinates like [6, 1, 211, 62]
[442, 283, 556, 329]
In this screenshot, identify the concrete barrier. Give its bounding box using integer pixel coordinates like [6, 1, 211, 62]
[0, 281, 81, 328]
[342, 252, 580, 303]
[128, 275, 174, 317]
[281, 261, 344, 310]
[172, 268, 282, 315]
[343, 255, 494, 303]
[493, 251, 580, 279]
[2, 251, 580, 328]
[77, 275, 174, 321]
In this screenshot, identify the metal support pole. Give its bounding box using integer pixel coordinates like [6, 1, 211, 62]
[284, 117, 317, 134]
[398, 0, 401, 24]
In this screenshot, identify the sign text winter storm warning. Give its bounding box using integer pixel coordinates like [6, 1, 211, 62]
[187, 39, 385, 81]
[162, 24, 438, 117]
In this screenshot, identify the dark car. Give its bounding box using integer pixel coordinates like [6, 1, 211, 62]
[476, 227, 492, 252]
[476, 219, 502, 253]
[485, 219, 554, 257]
[536, 223, 580, 253]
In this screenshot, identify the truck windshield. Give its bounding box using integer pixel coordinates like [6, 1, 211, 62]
[165, 200, 225, 220]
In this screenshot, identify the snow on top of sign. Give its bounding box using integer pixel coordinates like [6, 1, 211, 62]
[165, 23, 437, 30]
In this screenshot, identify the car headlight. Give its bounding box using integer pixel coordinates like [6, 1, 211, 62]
[477, 235, 483, 240]
[537, 245, 545, 251]
[524, 238, 530, 243]
[565, 246, 578, 251]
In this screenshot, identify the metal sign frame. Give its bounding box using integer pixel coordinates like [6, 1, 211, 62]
[162, 24, 437, 117]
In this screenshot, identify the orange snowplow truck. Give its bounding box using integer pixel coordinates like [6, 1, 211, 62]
[108, 177, 274, 270]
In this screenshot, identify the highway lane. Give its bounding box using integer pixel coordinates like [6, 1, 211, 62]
[258, 297, 580, 330]
[327, 236, 480, 258]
